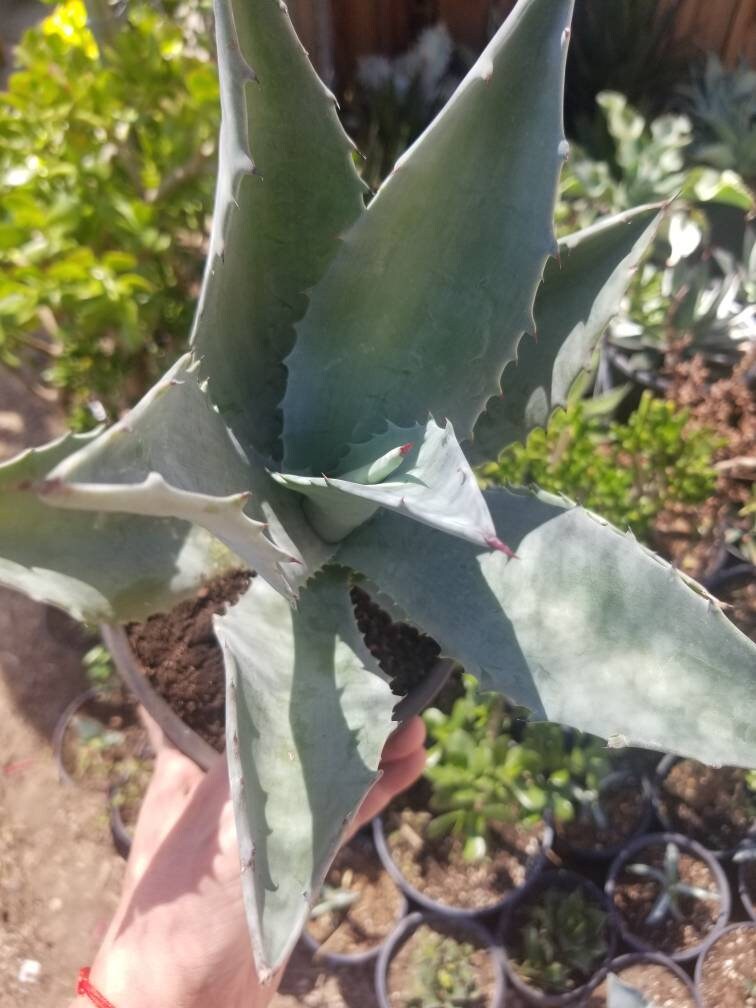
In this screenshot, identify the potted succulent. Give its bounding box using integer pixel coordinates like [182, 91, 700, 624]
[374, 675, 551, 917]
[606, 833, 730, 963]
[1, 0, 755, 979]
[586, 953, 701, 1008]
[301, 830, 407, 967]
[694, 922, 756, 1008]
[512, 723, 652, 861]
[498, 870, 615, 1006]
[375, 912, 505, 1008]
[653, 756, 756, 857]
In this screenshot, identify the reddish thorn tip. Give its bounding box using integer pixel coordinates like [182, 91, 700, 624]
[399, 442, 414, 457]
[486, 536, 517, 559]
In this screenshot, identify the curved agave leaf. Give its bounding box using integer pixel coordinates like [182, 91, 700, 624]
[338, 488, 756, 768]
[0, 431, 232, 622]
[216, 569, 395, 978]
[470, 204, 663, 463]
[274, 419, 505, 549]
[42, 356, 298, 598]
[607, 974, 654, 1008]
[282, 0, 574, 472]
[191, 0, 365, 461]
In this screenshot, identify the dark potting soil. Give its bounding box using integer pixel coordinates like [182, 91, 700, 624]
[657, 759, 755, 851]
[385, 782, 544, 911]
[306, 836, 404, 956]
[126, 574, 443, 752]
[555, 781, 647, 854]
[586, 962, 696, 1008]
[126, 570, 252, 752]
[351, 585, 441, 697]
[612, 843, 722, 956]
[698, 925, 756, 1008]
[387, 921, 495, 1008]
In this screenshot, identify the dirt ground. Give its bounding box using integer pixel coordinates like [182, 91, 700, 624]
[0, 366, 379, 1007]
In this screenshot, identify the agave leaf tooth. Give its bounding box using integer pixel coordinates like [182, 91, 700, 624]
[44, 356, 299, 599]
[337, 487, 756, 768]
[217, 568, 396, 978]
[282, 0, 574, 473]
[0, 431, 234, 623]
[470, 204, 664, 463]
[275, 419, 506, 550]
[192, 0, 366, 462]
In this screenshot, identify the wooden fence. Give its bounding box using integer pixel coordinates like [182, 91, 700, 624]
[291, 0, 755, 83]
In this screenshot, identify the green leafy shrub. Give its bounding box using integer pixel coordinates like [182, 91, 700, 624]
[506, 723, 618, 827]
[480, 392, 723, 540]
[0, 0, 218, 427]
[512, 885, 609, 994]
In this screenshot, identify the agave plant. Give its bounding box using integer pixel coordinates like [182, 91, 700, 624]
[1, 0, 755, 980]
[625, 841, 720, 926]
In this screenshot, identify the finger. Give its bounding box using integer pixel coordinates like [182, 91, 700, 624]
[353, 743, 427, 832]
[381, 716, 426, 764]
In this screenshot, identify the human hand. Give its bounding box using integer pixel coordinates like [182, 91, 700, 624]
[75, 717, 426, 1008]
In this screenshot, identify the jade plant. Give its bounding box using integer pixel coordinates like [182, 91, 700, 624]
[1, 0, 755, 980]
[423, 677, 520, 861]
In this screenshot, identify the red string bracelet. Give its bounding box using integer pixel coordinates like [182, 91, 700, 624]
[76, 967, 117, 1008]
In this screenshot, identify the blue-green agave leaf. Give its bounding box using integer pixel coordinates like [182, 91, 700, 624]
[0, 431, 232, 622]
[274, 419, 504, 549]
[470, 204, 663, 463]
[282, 0, 574, 472]
[216, 568, 396, 978]
[607, 974, 654, 1008]
[42, 356, 300, 598]
[191, 0, 365, 461]
[338, 488, 756, 767]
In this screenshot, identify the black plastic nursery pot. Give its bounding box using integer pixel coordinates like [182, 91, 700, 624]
[301, 830, 408, 968]
[694, 922, 756, 1008]
[372, 811, 553, 920]
[585, 952, 702, 1008]
[737, 851, 756, 923]
[497, 870, 616, 1007]
[375, 911, 506, 1008]
[605, 831, 731, 965]
[554, 770, 655, 864]
[652, 754, 756, 859]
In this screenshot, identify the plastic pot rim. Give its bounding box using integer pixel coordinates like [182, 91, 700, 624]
[599, 951, 702, 1008]
[652, 754, 756, 861]
[693, 920, 756, 994]
[605, 830, 732, 964]
[300, 832, 408, 969]
[374, 910, 506, 1008]
[555, 773, 654, 864]
[102, 625, 452, 771]
[497, 869, 617, 1007]
[371, 812, 553, 921]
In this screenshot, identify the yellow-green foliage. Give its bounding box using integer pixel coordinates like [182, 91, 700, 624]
[480, 392, 722, 539]
[0, 0, 218, 427]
